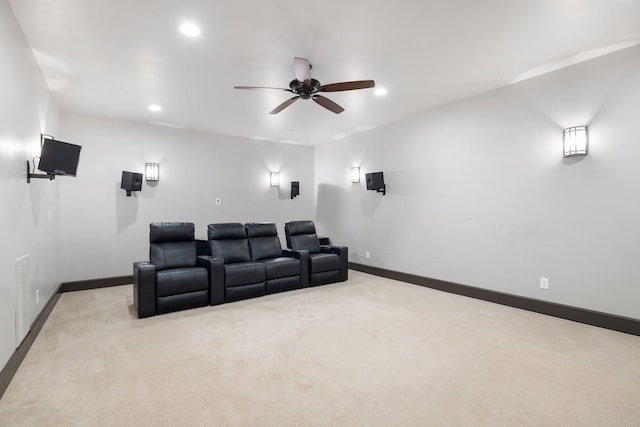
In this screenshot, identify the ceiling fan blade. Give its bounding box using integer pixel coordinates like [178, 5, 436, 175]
[319, 80, 375, 92]
[234, 85, 292, 92]
[294, 57, 311, 82]
[269, 96, 300, 114]
[312, 95, 344, 114]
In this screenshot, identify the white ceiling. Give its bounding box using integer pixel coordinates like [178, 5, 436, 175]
[9, 0, 640, 145]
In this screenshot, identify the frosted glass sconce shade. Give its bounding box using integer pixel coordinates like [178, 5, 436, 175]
[145, 163, 159, 181]
[563, 126, 588, 157]
[270, 171, 280, 187]
[351, 167, 360, 183]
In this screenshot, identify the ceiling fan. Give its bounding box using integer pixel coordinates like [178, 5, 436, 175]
[234, 57, 375, 114]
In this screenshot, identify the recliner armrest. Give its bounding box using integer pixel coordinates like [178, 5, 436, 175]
[133, 261, 156, 318]
[196, 255, 223, 306]
[320, 245, 348, 282]
[320, 245, 346, 255]
[286, 249, 310, 287]
[207, 257, 225, 305]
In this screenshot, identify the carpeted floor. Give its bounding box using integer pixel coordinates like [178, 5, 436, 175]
[1, 270, 639, 426]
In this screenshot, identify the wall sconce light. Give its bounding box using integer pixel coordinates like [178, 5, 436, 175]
[145, 163, 159, 181]
[351, 167, 360, 183]
[270, 171, 280, 187]
[563, 126, 588, 157]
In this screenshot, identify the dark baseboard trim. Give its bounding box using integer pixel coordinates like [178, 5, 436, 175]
[0, 285, 61, 400]
[59, 275, 133, 293]
[349, 262, 640, 336]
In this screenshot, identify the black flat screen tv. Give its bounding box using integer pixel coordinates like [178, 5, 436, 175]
[38, 138, 82, 176]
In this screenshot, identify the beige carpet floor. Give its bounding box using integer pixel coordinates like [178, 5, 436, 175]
[1, 270, 639, 426]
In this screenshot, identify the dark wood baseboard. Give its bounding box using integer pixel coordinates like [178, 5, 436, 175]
[59, 275, 133, 293]
[349, 262, 640, 336]
[0, 285, 61, 400]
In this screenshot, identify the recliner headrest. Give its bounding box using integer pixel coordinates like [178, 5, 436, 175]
[208, 223, 247, 240]
[150, 222, 195, 243]
[285, 220, 316, 236]
[245, 222, 277, 238]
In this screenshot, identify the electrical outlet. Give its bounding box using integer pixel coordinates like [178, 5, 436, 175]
[540, 277, 549, 290]
[215, 198, 221, 205]
[365, 251, 370, 259]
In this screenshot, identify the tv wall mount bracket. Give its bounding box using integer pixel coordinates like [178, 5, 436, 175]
[27, 160, 55, 183]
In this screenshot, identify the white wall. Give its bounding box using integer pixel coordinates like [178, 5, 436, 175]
[58, 113, 315, 282]
[0, 0, 61, 370]
[315, 45, 640, 320]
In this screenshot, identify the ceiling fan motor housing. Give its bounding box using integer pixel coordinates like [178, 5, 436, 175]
[289, 78, 321, 99]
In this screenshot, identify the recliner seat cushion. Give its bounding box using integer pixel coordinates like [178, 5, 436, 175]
[224, 262, 266, 287]
[263, 257, 300, 279]
[309, 253, 340, 273]
[156, 267, 209, 297]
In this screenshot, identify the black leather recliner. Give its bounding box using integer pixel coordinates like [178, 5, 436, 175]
[134, 222, 219, 318]
[245, 222, 309, 292]
[208, 223, 266, 303]
[284, 220, 348, 286]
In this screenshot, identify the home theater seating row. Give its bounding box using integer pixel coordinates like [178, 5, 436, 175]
[133, 220, 348, 318]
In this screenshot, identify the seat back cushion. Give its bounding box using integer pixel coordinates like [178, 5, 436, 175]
[285, 221, 321, 254]
[151, 242, 197, 270]
[149, 222, 196, 270]
[208, 223, 250, 263]
[246, 223, 283, 261]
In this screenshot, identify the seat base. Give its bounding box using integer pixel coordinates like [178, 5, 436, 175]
[266, 276, 301, 294]
[310, 270, 342, 286]
[157, 290, 209, 314]
[226, 282, 266, 302]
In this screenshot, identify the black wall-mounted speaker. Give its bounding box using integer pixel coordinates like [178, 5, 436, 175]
[291, 181, 300, 199]
[121, 171, 143, 196]
[365, 171, 386, 195]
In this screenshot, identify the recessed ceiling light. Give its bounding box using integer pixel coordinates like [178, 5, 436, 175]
[374, 87, 388, 96]
[179, 22, 201, 38]
[148, 104, 162, 112]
